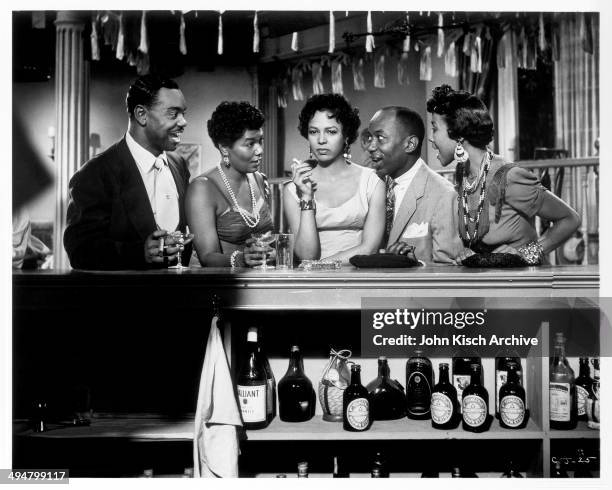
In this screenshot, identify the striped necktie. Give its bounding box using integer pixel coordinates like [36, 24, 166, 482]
[382, 175, 396, 248]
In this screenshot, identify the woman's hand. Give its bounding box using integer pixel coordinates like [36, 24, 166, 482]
[456, 248, 476, 264]
[291, 159, 316, 198]
[242, 238, 275, 267]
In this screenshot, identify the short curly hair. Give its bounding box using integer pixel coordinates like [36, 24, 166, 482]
[426, 84, 494, 148]
[207, 101, 265, 148]
[297, 93, 361, 145]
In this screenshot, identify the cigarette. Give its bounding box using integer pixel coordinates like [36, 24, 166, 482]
[159, 236, 165, 256]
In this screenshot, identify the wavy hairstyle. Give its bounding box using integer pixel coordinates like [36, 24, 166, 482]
[298, 93, 361, 145]
[207, 101, 265, 148]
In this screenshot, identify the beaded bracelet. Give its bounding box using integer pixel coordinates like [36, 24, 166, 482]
[230, 250, 243, 268]
[517, 241, 544, 265]
[300, 199, 316, 211]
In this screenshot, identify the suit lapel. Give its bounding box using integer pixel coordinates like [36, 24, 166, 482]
[388, 163, 428, 244]
[117, 139, 157, 240]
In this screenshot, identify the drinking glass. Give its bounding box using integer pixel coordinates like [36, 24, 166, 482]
[251, 231, 276, 270]
[167, 230, 187, 270]
[275, 233, 294, 270]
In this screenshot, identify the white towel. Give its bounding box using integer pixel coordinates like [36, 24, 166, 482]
[193, 315, 242, 477]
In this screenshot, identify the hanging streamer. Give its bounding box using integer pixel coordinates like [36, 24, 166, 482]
[291, 66, 304, 101]
[331, 60, 343, 94]
[403, 13, 410, 53]
[527, 30, 537, 70]
[419, 46, 432, 81]
[470, 32, 482, 73]
[538, 13, 546, 52]
[179, 12, 187, 55]
[365, 11, 375, 53]
[91, 15, 100, 61]
[352, 57, 366, 91]
[328, 11, 335, 54]
[462, 32, 471, 55]
[291, 32, 299, 51]
[374, 53, 385, 88]
[437, 13, 444, 58]
[138, 11, 148, 54]
[116, 13, 125, 60]
[253, 11, 260, 53]
[312, 62, 324, 95]
[497, 34, 506, 69]
[444, 41, 458, 77]
[398, 52, 410, 86]
[217, 11, 224, 55]
[519, 26, 527, 69]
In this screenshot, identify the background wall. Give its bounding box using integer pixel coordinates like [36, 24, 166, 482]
[13, 65, 254, 222]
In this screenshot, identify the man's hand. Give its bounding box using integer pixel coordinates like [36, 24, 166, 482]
[386, 240, 414, 255]
[144, 230, 180, 264]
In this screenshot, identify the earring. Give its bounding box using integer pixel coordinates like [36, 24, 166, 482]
[454, 140, 469, 164]
[343, 142, 352, 163]
[308, 147, 314, 160]
[222, 153, 231, 168]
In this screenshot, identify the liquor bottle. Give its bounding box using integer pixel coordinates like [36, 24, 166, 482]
[297, 461, 309, 478]
[575, 357, 593, 422]
[452, 352, 481, 411]
[366, 356, 406, 420]
[406, 350, 434, 419]
[495, 352, 523, 418]
[586, 358, 600, 429]
[461, 363, 489, 432]
[551, 460, 569, 478]
[278, 345, 316, 422]
[343, 363, 370, 432]
[573, 448, 592, 478]
[500, 460, 523, 478]
[499, 362, 526, 429]
[549, 332, 577, 430]
[332, 456, 349, 478]
[371, 452, 389, 478]
[257, 331, 277, 423]
[236, 327, 269, 430]
[431, 363, 459, 429]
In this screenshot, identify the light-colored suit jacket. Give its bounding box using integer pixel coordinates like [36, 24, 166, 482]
[386, 163, 463, 264]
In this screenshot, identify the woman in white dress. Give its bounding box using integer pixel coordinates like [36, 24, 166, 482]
[284, 94, 385, 263]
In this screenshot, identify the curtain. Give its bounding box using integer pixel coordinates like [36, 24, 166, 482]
[554, 13, 599, 157]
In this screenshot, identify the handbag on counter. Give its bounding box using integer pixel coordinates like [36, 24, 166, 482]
[349, 252, 421, 268]
[461, 252, 529, 268]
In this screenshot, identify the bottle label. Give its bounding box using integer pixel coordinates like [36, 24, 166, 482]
[576, 385, 589, 416]
[453, 375, 471, 412]
[346, 398, 369, 430]
[462, 395, 487, 427]
[431, 392, 454, 424]
[500, 395, 525, 427]
[237, 384, 266, 423]
[549, 382, 571, 422]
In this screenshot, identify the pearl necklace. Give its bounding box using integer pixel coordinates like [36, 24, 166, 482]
[217, 164, 260, 228]
[461, 150, 492, 246]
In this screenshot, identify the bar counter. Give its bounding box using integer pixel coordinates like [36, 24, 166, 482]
[13, 264, 599, 311]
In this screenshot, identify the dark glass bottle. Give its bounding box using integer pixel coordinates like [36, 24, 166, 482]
[236, 327, 269, 430]
[406, 350, 434, 419]
[366, 356, 406, 420]
[500, 460, 523, 478]
[257, 331, 276, 423]
[431, 363, 459, 429]
[371, 452, 389, 478]
[587, 358, 600, 426]
[452, 352, 481, 411]
[332, 456, 349, 478]
[573, 448, 593, 478]
[461, 363, 489, 432]
[499, 362, 526, 429]
[549, 333, 577, 430]
[495, 352, 523, 418]
[575, 357, 593, 422]
[278, 345, 316, 422]
[343, 363, 370, 432]
[551, 460, 569, 478]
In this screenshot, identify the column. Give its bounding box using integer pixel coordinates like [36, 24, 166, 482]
[54, 11, 90, 269]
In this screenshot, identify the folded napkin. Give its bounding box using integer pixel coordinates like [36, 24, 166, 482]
[193, 315, 242, 477]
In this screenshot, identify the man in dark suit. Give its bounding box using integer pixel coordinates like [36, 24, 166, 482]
[367, 106, 463, 264]
[64, 75, 191, 270]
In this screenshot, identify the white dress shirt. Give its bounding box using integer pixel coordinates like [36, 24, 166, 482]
[125, 132, 179, 231]
[393, 158, 425, 217]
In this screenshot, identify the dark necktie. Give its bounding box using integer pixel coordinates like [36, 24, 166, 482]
[382, 175, 396, 247]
